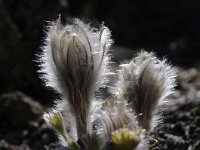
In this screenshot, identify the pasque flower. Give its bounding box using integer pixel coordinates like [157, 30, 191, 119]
[38, 16, 176, 150]
[39, 16, 112, 140]
[114, 51, 176, 131]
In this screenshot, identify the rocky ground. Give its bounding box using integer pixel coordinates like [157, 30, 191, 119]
[0, 92, 57, 150]
[0, 67, 199, 150]
[154, 67, 200, 150]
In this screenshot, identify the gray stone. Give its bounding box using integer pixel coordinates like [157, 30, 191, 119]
[0, 91, 43, 126]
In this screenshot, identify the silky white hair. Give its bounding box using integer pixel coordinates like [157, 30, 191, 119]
[113, 51, 176, 131]
[38, 16, 176, 150]
[39, 16, 112, 140]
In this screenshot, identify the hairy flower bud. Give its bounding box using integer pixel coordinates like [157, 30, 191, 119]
[39, 16, 112, 139]
[114, 51, 176, 131]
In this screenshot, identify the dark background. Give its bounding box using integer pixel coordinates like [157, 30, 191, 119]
[0, 0, 200, 149]
[0, 0, 200, 103]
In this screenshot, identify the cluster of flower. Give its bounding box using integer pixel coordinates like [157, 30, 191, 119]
[38, 16, 176, 150]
